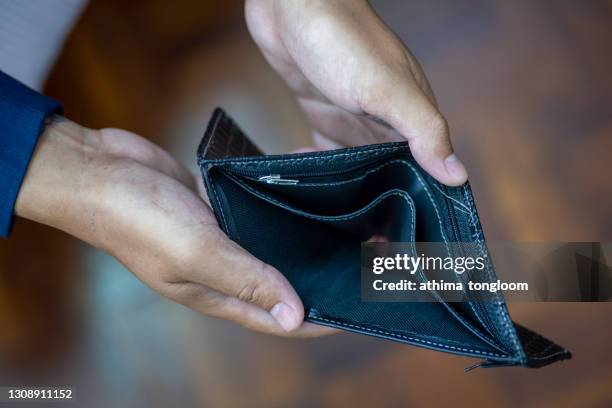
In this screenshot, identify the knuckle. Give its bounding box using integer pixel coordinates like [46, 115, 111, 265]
[235, 263, 275, 305]
[236, 282, 262, 305]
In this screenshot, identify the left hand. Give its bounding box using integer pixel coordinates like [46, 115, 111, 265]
[246, 0, 468, 186]
[15, 117, 336, 337]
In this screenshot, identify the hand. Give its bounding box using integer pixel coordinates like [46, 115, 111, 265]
[246, 0, 468, 186]
[15, 116, 336, 337]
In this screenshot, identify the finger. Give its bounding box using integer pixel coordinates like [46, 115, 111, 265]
[210, 296, 340, 338]
[363, 82, 468, 186]
[186, 228, 305, 332]
[173, 282, 338, 337]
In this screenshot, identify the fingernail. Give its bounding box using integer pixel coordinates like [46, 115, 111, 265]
[270, 302, 300, 332]
[444, 153, 468, 183]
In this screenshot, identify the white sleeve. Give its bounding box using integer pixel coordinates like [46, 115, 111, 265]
[0, 0, 88, 91]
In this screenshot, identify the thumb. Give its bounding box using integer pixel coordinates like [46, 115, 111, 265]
[192, 229, 304, 332]
[365, 82, 468, 186]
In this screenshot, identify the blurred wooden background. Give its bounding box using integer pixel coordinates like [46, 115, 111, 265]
[1, 0, 611, 406]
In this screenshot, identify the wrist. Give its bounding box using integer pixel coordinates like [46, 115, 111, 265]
[15, 116, 105, 239]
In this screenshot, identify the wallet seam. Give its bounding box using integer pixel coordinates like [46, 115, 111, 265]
[223, 171, 416, 224]
[431, 183, 471, 214]
[209, 176, 229, 233]
[462, 186, 509, 346]
[430, 183, 504, 350]
[396, 163, 507, 353]
[309, 315, 507, 359]
[462, 185, 526, 363]
[274, 159, 412, 187]
[205, 144, 410, 167]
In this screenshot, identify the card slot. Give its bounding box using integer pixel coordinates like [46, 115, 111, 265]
[246, 160, 413, 217]
[239, 159, 451, 245]
[224, 170, 416, 242]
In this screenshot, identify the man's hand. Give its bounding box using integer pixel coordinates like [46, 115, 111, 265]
[15, 116, 335, 337]
[246, 0, 468, 186]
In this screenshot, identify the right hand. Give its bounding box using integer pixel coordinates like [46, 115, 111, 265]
[246, 0, 468, 185]
[15, 116, 336, 337]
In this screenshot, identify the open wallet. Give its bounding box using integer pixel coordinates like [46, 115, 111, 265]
[197, 108, 571, 369]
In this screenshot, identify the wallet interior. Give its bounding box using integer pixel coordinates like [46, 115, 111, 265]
[198, 108, 571, 369]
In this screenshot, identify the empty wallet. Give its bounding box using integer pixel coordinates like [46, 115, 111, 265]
[197, 108, 571, 369]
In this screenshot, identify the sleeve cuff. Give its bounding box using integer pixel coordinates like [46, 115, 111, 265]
[0, 70, 62, 238]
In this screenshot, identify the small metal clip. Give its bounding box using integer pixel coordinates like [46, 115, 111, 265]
[258, 175, 300, 185]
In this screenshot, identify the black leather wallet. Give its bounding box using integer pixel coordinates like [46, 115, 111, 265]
[197, 108, 571, 369]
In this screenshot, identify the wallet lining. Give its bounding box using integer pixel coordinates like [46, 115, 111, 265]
[210, 167, 509, 358]
[230, 161, 508, 353]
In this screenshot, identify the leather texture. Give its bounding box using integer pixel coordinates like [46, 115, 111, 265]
[198, 108, 571, 369]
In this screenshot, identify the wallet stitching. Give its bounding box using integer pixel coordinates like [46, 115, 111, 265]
[276, 159, 416, 187]
[462, 186, 524, 362]
[227, 172, 416, 223]
[432, 183, 471, 212]
[310, 316, 506, 358]
[451, 204, 470, 215]
[462, 187, 505, 341]
[213, 144, 410, 166]
[382, 164, 509, 351]
[462, 188, 498, 331]
[429, 183, 500, 348]
[281, 158, 469, 216]
[209, 177, 230, 236]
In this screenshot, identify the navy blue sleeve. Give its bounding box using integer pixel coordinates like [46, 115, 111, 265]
[0, 70, 62, 238]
